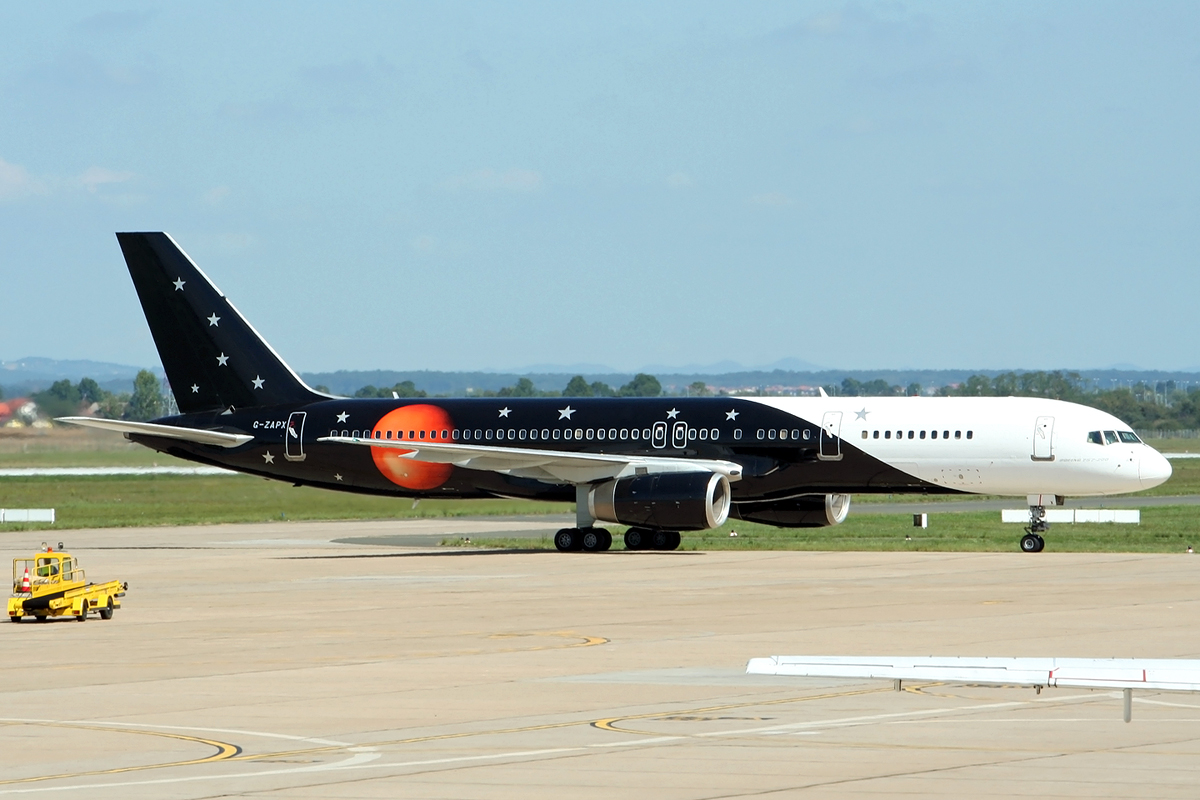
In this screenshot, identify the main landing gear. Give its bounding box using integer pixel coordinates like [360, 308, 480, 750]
[1021, 504, 1049, 553]
[554, 527, 612, 552]
[623, 528, 681, 551]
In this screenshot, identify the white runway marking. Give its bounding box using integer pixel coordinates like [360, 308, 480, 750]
[0, 466, 235, 477]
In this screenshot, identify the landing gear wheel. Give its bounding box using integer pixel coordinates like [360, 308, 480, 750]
[662, 532, 681, 551]
[99, 598, 115, 620]
[554, 528, 583, 552]
[624, 528, 648, 551]
[1034, 534, 1045, 552]
[1020, 533, 1043, 553]
[581, 528, 611, 552]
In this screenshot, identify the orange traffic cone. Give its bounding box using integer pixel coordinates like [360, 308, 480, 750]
[20, 568, 31, 593]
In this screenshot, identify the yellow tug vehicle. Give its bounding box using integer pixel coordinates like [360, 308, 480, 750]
[8, 544, 128, 623]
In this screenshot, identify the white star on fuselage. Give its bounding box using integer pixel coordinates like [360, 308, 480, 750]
[855, 407, 869, 420]
[336, 412, 349, 423]
[216, 353, 228, 366]
[173, 278, 185, 291]
[558, 406, 575, 420]
[725, 409, 739, 420]
[207, 313, 220, 327]
[190, 384, 199, 393]
[334, 473, 343, 481]
[666, 408, 680, 419]
[498, 407, 511, 418]
[252, 375, 265, 390]
[262, 452, 274, 464]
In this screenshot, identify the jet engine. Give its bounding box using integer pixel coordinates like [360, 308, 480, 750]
[730, 493, 851, 528]
[588, 471, 731, 531]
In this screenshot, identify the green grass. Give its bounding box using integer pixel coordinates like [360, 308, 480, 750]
[445, 506, 1200, 554]
[0, 474, 568, 531]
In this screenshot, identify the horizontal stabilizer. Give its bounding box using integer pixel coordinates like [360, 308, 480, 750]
[318, 434, 743, 485]
[746, 655, 1200, 692]
[57, 417, 253, 449]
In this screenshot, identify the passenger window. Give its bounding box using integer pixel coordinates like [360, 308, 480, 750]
[861, 430, 868, 439]
[967, 431, 973, 439]
[341, 430, 348, 437]
[610, 428, 618, 440]
[643, 429, 651, 439]
[802, 429, 812, 440]
[734, 429, 742, 440]
[596, 429, 605, 440]
[711, 429, 719, 440]
[792, 429, 800, 439]
[496, 430, 504, 440]
[620, 429, 629, 440]
[908, 431, 914, 439]
[955, 431, 961, 439]
[508, 429, 515, 439]
[873, 431, 879, 439]
[1087, 431, 1103, 445]
[757, 429, 766, 440]
[930, 431, 936, 439]
[553, 429, 561, 440]
[519, 429, 527, 440]
[385, 430, 392, 439]
[688, 428, 697, 441]
[630, 429, 639, 440]
[586, 429, 594, 440]
[462, 429, 470, 440]
[919, 431, 926, 439]
[768, 429, 776, 440]
[885, 430, 891, 439]
[1104, 430, 1118, 444]
[542, 429, 550, 439]
[943, 431, 949, 439]
[699, 429, 708, 440]
[577, 429, 585, 439]
[1118, 431, 1141, 444]
[441, 430, 448, 439]
[475, 429, 482, 439]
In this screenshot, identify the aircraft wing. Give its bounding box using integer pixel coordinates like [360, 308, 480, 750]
[746, 655, 1200, 692]
[57, 417, 253, 448]
[318, 435, 744, 485]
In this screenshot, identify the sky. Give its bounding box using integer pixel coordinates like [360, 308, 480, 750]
[1, 2, 1198, 374]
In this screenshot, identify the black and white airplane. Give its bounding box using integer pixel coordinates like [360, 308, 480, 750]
[62, 233, 1172, 553]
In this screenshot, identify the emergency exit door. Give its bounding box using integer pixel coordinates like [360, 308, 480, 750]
[819, 411, 843, 461]
[285, 411, 307, 462]
[1032, 416, 1055, 461]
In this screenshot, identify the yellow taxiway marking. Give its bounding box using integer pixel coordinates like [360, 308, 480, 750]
[0, 721, 240, 786]
[592, 687, 892, 735]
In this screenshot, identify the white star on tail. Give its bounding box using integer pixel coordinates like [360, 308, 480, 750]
[216, 353, 228, 366]
[726, 409, 739, 420]
[498, 407, 511, 418]
[262, 452, 274, 464]
[173, 278, 185, 291]
[252, 375, 265, 390]
[207, 313, 220, 326]
[336, 412, 349, 423]
[666, 408, 680, 419]
[190, 384, 199, 393]
[558, 406, 575, 420]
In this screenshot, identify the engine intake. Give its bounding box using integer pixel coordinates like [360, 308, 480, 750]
[588, 471, 731, 531]
[731, 493, 851, 528]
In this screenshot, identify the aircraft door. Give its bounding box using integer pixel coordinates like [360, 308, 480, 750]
[285, 411, 307, 462]
[652, 421, 668, 449]
[819, 411, 843, 461]
[1033, 416, 1055, 461]
[672, 421, 688, 449]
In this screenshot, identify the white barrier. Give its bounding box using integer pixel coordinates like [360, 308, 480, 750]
[0, 509, 56, 523]
[1001, 509, 1139, 524]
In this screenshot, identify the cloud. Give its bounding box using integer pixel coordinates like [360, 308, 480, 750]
[666, 172, 694, 188]
[749, 191, 794, 207]
[439, 168, 544, 193]
[78, 166, 135, 193]
[0, 158, 49, 201]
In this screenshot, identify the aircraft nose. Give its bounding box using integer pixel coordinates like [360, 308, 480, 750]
[1139, 449, 1173, 489]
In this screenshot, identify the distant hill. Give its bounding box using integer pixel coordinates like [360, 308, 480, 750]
[0, 358, 164, 396]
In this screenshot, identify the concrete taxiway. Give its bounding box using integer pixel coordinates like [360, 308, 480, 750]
[3, 518, 1200, 798]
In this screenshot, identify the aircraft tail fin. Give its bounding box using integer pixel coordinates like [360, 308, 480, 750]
[116, 232, 325, 415]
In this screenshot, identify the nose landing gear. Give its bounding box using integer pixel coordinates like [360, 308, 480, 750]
[1021, 505, 1048, 552]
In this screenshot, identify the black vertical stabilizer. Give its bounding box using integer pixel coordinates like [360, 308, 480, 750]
[117, 232, 324, 414]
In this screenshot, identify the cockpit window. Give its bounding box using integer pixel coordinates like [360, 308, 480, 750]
[1087, 431, 1103, 445]
[1103, 430, 1119, 444]
[1118, 431, 1141, 444]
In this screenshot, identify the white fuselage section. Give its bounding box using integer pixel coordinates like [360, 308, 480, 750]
[747, 396, 1172, 498]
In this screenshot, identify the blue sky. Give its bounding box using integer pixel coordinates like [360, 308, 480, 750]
[1, 2, 1198, 373]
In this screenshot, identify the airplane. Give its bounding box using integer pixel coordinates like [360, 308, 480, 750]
[746, 655, 1200, 722]
[60, 232, 1172, 553]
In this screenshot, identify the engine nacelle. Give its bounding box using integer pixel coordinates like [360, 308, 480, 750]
[588, 471, 731, 531]
[730, 493, 851, 528]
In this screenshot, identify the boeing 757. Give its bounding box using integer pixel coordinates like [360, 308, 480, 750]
[61, 233, 1172, 553]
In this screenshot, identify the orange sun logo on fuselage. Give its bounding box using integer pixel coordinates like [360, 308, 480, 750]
[371, 405, 456, 490]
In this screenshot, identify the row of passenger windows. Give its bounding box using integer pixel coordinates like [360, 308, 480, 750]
[864, 429, 973, 440]
[332, 428, 729, 442]
[1087, 430, 1141, 445]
